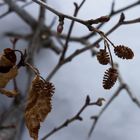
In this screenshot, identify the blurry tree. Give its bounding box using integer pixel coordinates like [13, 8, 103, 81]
[0, 0, 140, 140]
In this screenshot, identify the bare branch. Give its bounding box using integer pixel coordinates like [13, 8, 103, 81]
[4, 0, 37, 28]
[32, 0, 110, 26]
[41, 96, 105, 140]
[59, 0, 86, 62]
[88, 84, 125, 137]
[81, 0, 140, 39]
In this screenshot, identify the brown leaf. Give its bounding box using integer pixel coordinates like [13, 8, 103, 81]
[0, 48, 17, 74]
[0, 89, 18, 97]
[0, 66, 18, 88]
[3, 48, 17, 64]
[25, 75, 55, 140]
[0, 48, 16, 73]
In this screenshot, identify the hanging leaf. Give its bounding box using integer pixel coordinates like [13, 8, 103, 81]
[25, 75, 55, 140]
[0, 66, 18, 88]
[0, 88, 18, 97]
[0, 48, 17, 73]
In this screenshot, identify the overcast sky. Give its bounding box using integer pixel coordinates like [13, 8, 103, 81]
[1, 0, 140, 140]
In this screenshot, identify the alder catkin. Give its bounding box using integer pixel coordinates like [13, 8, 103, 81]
[96, 49, 110, 65]
[25, 75, 55, 140]
[103, 68, 118, 89]
[114, 45, 134, 59]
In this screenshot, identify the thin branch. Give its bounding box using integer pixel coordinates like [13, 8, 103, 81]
[112, 0, 140, 15]
[124, 85, 140, 107]
[41, 96, 105, 140]
[4, 0, 37, 28]
[81, 0, 140, 39]
[47, 13, 139, 82]
[122, 17, 140, 24]
[88, 84, 125, 137]
[0, 124, 16, 130]
[46, 63, 61, 81]
[32, 0, 110, 26]
[60, 0, 86, 61]
[47, 0, 87, 80]
[27, 0, 46, 62]
[32, 0, 84, 25]
[0, 8, 11, 19]
[88, 64, 140, 138]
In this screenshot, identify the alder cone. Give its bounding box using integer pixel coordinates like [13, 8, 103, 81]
[25, 75, 55, 140]
[96, 49, 110, 65]
[103, 68, 118, 89]
[114, 45, 134, 59]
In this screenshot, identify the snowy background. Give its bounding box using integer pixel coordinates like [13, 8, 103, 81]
[0, 0, 140, 140]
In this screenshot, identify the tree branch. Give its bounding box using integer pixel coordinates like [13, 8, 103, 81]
[41, 96, 105, 140]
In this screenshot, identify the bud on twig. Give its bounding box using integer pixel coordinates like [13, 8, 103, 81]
[119, 13, 125, 23]
[95, 98, 105, 106]
[97, 16, 110, 23]
[57, 23, 63, 34]
[86, 95, 90, 104]
[57, 16, 64, 34]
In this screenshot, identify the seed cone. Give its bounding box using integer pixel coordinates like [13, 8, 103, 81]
[96, 49, 110, 65]
[103, 68, 118, 89]
[114, 45, 134, 59]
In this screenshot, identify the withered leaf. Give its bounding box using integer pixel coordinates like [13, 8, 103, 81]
[0, 66, 18, 88]
[0, 89, 18, 97]
[25, 75, 55, 140]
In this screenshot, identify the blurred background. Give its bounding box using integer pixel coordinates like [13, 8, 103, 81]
[0, 0, 140, 140]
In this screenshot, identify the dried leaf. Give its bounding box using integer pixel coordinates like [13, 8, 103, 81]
[25, 75, 55, 140]
[0, 66, 18, 88]
[0, 48, 16, 73]
[3, 48, 17, 64]
[0, 89, 18, 97]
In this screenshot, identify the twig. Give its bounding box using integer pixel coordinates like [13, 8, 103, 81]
[116, 65, 140, 108]
[60, 0, 86, 61]
[62, 14, 125, 64]
[88, 84, 125, 137]
[0, 124, 16, 130]
[122, 17, 140, 24]
[41, 96, 105, 140]
[0, 1, 33, 19]
[82, 0, 140, 39]
[88, 64, 140, 138]
[47, 0, 87, 80]
[27, 0, 46, 62]
[124, 85, 140, 107]
[32, 0, 110, 26]
[4, 0, 37, 28]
